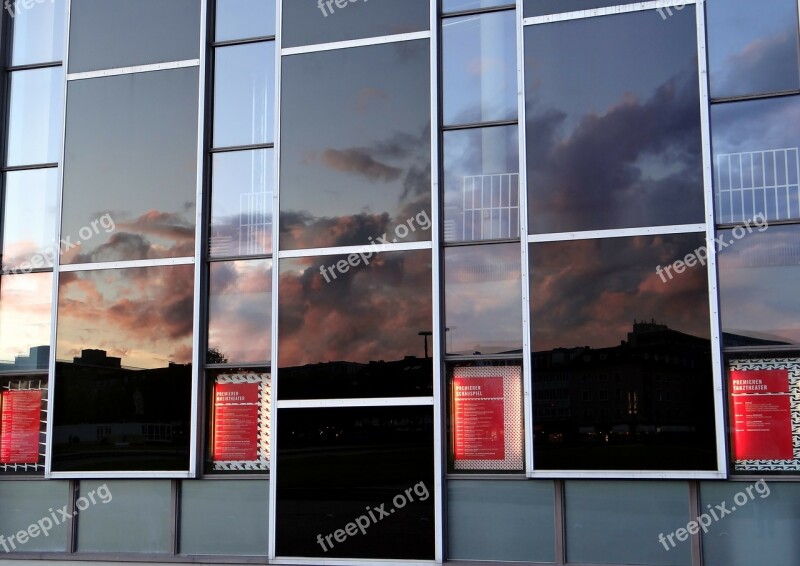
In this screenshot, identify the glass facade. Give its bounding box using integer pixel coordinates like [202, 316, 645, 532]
[0, 0, 799, 564]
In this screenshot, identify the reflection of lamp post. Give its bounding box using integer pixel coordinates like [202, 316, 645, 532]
[445, 326, 457, 353]
[418, 331, 432, 359]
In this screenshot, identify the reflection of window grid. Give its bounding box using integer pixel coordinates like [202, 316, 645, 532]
[717, 148, 800, 222]
[239, 189, 271, 255]
[462, 173, 519, 240]
[0, 379, 47, 473]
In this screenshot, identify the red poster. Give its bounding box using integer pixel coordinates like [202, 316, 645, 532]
[730, 369, 794, 461]
[213, 383, 259, 462]
[453, 376, 505, 461]
[0, 390, 42, 464]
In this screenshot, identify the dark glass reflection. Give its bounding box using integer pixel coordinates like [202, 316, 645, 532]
[275, 406, 434, 559]
[443, 0, 512, 13]
[707, 0, 800, 99]
[11, 0, 65, 65]
[210, 150, 273, 257]
[525, 10, 704, 234]
[7, 67, 64, 167]
[529, 234, 717, 470]
[213, 42, 275, 148]
[68, 0, 200, 73]
[216, 0, 276, 41]
[282, 0, 428, 49]
[61, 69, 198, 264]
[712, 96, 800, 225]
[208, 260, 271, 365]
[444, 126, 518, 242]
[445, 244, 522, 355]
[443, 10, 517, 126]
[719, 225, 800, 348]
[280, 41, 431, 250]
[278, 249, 432, 399]
[0, 273, 52, 372]
[2, 169, 59, 271]
[52, 265, 194, 472]
[524, 0, 643, 17]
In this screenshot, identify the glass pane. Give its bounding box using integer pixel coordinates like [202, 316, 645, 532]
[444, 245, 521, 355]
[275, 406, 434, 560]
[213, 42, 275, 148]
[443, 10, 517, 126]
[524, 0, 644, 17]
[68, 0, 201, 73]
[0, 481, 70, 546]
[208, 260, 271, 365]
[205, 369, 270, 473]
[719, 225, 800, 348]
[210, 150, 273, 257]
[282, 0, 429, 49]
[565, 481, 692, 565]
[529, 234, 718, 470]
[52, 265, 194, 472]
[2, 169, 59, 272]
[525, 10, 704, 234]
[443, 0, 512, 13]
[708, 0, 800, 99]
[280, 41, 431, 250]
[444, 126, 519, 242]
[7, 67, 64, 167]
[701, 481, 800, 565]
[278, 249, 432, 400]
[447, 480, 555, 562]
[216, 0, 276, 41]
[0, 273, 51, 372]
[180, 480, 269, 555]
[61, 68, 198, 264]
[712, 96, 800, 225]
[76, 480, 171, 553]
[11, 0, 65, 65]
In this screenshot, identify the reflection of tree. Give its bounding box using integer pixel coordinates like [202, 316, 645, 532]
[207, 348, 228, 365]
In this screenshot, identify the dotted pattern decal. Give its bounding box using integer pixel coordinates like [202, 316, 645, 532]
[730, 358, 800, 472]
[213, 372, 270, 472]
[453, 365, 524, 471]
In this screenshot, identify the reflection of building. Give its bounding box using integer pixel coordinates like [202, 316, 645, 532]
[532, 321, 715, 454]
[73, 349, 121, 368]
[6, 345, 50, 370]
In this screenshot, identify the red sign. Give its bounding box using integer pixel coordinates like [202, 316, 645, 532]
[453, 376, 505, 461]
[213, 383, 259, 462]
[730, 369, 794, 461]
[0, 390, 42, 464]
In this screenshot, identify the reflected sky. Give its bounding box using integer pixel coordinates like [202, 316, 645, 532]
[443, 10, 517, 126]
[719, 225, 800, 346]
[525, 10, 704, 233]
[7, 67, 64, 167]
[707, 0, 800, 99]
[11, 0, 64, 65]
[61, 69, 198, 263]
[208, 260, 271, 364]
[56, 265, 194, 369]
[444, 0, 512, 12]
[530, 234, 711, 351]
[280, 40, 431, 250]
[0, 273, 52, 368]
[278, 249, 431, 367]
[216, 0, 275, 41]
[2, 169, 59, 271]
[712, 96, 800, 224]
[524, 0, 642, 17]
[210, 149, 273, 257]
[445, 243, 522, 355]
[282, 0, 428, 49]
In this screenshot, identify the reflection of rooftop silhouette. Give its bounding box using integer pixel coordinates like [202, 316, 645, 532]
[73, 349, 121, 368]
[721, 332, 792, 348]
[0, 345, 51, 371]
